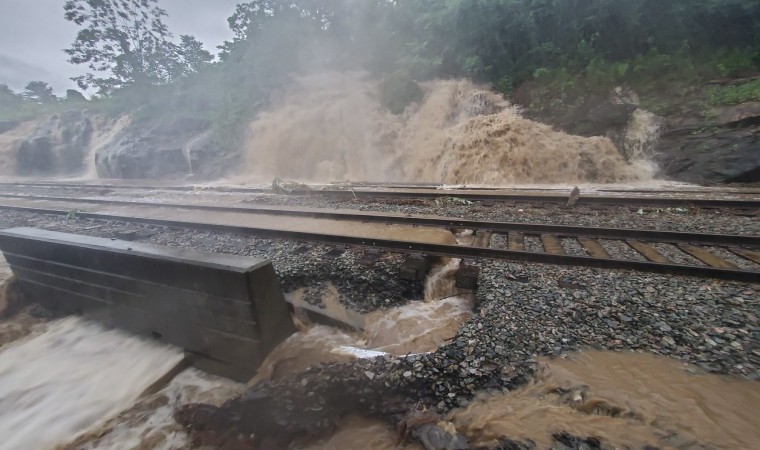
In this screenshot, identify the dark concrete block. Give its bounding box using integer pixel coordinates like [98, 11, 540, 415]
[400, 254, 431, 281]
[0, 227, 296, 382]
[455, 260, 480, 291]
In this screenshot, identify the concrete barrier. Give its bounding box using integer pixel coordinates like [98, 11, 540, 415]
[0, 227, 296, 381]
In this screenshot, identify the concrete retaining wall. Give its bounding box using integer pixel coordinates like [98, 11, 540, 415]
[0, 227, 296, 381]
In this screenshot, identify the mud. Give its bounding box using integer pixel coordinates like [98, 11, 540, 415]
[452, 351, 760, 449]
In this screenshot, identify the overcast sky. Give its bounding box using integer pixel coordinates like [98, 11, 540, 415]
[0, 0, 241, 94]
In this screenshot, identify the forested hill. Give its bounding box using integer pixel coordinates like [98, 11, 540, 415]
[142, 0, 760, 125]
[1, 0, 759, 183]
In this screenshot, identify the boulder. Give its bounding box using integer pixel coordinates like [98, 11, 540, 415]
[15, 110, 92, 176]
[655, 103, 760, 184]
[95, 117, 211, 179]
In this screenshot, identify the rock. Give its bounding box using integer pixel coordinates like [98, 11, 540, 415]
[586, 102, 638, 129]
[95, 117, 235, 179]
[412, 422, 469, 450]
[551, 432, 603, 450]
[0, 120, 19, 134]
[562, 101, 640, 140]
[16, 110, 92, 176]
[558, 278, 586, 291]
[566, 186, 580, 207]
[656, 103, 760, 184]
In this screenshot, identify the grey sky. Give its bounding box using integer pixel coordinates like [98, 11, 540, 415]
[0, 0, 241, 94]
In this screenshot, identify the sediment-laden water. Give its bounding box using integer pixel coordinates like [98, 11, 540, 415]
[0, 233, 757, 449]
[0, 317, 183, 450]
[242, 73, 657, 184]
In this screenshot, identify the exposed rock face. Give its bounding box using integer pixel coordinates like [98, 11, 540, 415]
[95, 117, 206, 179]
[527, 91, 759, 185]
[0, 120, 19, 134]
[655, 103, 760, 184]
[2, 112, 237, 181]
[15, 111, 93, 176]
[94, 117, 236, 180]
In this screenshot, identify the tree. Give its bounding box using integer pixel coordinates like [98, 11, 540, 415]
[65, 89, 88, 102]
[176, 35, 214, 75]
[63, 0, 210, 94]
[0, 84, 24, 108]
[23, 81, 57, 103]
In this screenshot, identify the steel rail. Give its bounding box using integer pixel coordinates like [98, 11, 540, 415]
[0, 200, 757, 283]
[328, 181, 760, 195]
[288, 189, 760, 208]
[1, 181, 758, 208]
[0, 193, 758, 247]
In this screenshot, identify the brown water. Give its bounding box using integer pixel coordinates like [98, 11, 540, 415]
[0, 255, 11, 316]
[299, 352, 760, 450]
[242, 73, 655, 184]
[0, 256, 45, 348]
[2, 229, 757, 449]
[453, 351, 760, 449]
[264, 251, 760, 449]
[0, 317, 183, 450]
[296, 415, 423, 450]
[363, 258, 473, 355]
[254, 258, 473, 384]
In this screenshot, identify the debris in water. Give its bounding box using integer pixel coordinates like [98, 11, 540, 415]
[271, 177, 311, 194]
[566, 186, 581, 207]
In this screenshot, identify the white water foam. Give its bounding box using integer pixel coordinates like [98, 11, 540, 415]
[0, 317, 183, 450]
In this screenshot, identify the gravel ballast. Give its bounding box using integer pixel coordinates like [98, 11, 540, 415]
[0, 196, 758, 448]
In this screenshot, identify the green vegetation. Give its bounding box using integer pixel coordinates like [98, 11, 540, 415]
[2, 0, 760, 130]
[707, 79, 760, 106]
[0, 83, 90, 121]
[524, 48, 760, 116]
[63, 0, 212, 94]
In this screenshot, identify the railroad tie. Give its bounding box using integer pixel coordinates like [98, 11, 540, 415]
[626, 240, 671, 264]
[472, 231, 493, 248]
[678, 244, 738, 269]
[577, 237, 611, 258]
[541, 235, 564, 255]
[730, 247, 760, 265]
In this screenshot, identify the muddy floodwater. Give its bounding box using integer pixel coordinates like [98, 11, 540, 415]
[454, 351, 760, 449]
[0, 244, 758, 449]
[299, 351, 760, 450]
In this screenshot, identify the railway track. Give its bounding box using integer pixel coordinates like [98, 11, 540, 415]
[0, 194, 758, 282]
[1, 181, 759, 209]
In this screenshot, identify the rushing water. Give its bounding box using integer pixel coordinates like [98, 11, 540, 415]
[254, 257, 474, 384]
[296, 351, 760, 450]
[453, 351, 760, 449]
[63, 368, 243, 450]
[0, 236, 758, 449]
[242, 73, 655, 184]
[0, 317, 183, 450]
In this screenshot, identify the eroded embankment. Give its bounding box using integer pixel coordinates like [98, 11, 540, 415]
[0, 211, 757, 449]
[175, 251, 759, 449]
